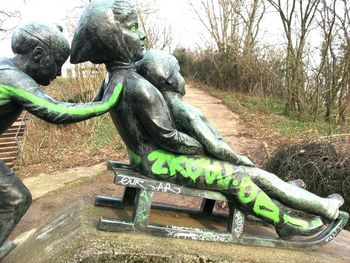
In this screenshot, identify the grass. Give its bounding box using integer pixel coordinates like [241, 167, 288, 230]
[88, 115, 126, 153]
[195, 81, 347, 138]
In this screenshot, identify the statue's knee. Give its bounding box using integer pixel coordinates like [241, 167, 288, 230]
[20, 186, 32, 209]
[11, 184, 32, 211]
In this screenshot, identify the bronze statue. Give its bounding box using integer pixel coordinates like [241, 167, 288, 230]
[70, 0, 345, 242]
[136, 50, 255, 167]
[0, 21, 122, 258]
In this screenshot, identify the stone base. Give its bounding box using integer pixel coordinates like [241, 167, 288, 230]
[4, 170, 350, 263]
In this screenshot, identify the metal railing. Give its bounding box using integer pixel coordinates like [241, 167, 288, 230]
[15, 111, 31, 155]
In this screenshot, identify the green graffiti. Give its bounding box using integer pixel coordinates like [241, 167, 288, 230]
[0, 83, 122, 115]
[204, 161, 222, 185]
[232, 179, 239, 187]
[168, 155, 189, 178]
[186, 158, 206, 182]
[283, 214, 309, 229]
[238, 177, 258, 204]
[148, 150, 169, 175]
[237, 176, 280, 224]
[147, 150, 285, 225]
[217, 163, 233, 189]
[128, 149, 141, 165]
[311, 218, 322, 227]
[253, 192, 280, 225]
[147, 150, 225, 185]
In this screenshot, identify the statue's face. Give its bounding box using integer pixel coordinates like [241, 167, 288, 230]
[33, 46, 68, 86]
[119, 10, 146, 62]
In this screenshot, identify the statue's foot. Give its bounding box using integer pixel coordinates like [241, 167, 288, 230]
[276, 216, 324, 240]
[0, 241, 16, 260]
[324, 193, 344, 221]
[287, 179, 306, 189]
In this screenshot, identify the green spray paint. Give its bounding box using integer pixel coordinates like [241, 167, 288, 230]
[204, 161, 222, 185]
[217, 163, 233, 189]
[128, 149, 141, 165]
[238, 177, 258, 204]
[146, 149, 314, 228]
[186, 158, 206, 182]
[253, 192, 280, 224]
[147, 150, 170, 175]
[168, 155, 188, 178]
[283, 214, 309, 229]
[0, 83, 122, 115]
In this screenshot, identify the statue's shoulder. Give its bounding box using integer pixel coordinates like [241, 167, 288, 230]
[128, 74, 160, 97]
[0, 58, 37, 89]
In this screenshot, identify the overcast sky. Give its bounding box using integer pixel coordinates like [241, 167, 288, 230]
[0, 0, 288, 56]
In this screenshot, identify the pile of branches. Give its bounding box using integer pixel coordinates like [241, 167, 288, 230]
[265, 139, 350, 225]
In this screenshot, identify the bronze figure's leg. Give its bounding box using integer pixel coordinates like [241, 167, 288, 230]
[146, 150, 326, 238]
[0, 161, 32, 248]
[242, 166, 344, 221]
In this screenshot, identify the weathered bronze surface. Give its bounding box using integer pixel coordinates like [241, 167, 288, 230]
[69, 0, 348, 245]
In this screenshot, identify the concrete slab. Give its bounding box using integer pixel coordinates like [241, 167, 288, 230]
[5, 173, 350, 263]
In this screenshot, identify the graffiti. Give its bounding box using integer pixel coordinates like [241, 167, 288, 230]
[147, 149, 314, 227]
[147, 150, 234, 189]
[169, 228, 232, 242]
[117, 175, 181, 194]
[118, 176, 146, 189]
[232, 209, 245, 238]
[324, 227, 340, 244]
[283, 214, 309, 229]
[127, 149, 141, 165]
[148, 182, 181, 194]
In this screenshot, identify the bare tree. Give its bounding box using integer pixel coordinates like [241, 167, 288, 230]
[334, 0, 350, 124]
[0, 9, 21, 40]
[310, 0, 350, 125]
[63, 0, 91, 38]
[136, 0, 173, 51]
[188, 0, 266, 92]
[190, 0, 239, 53]
[312, 0, 337, 122]
[233, 0, 265, 54]
[266, 0, 321, 116]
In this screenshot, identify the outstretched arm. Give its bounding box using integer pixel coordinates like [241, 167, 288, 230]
[0, 81, 122, 124]
[134, 83, 204, 155]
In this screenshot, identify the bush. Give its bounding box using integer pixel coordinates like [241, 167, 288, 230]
[265, 140, 350, 227]
[173, 46, 285, 97]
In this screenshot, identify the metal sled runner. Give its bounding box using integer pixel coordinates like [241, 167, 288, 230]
[95, 161, 349, 251]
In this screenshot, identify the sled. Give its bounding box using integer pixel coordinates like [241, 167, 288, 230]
[95, 160, 349, 251]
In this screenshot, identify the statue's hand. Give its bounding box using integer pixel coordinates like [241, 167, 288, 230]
[237, 155, 255, 167]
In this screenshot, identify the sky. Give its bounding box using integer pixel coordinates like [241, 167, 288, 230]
[0, 0, 287, 55]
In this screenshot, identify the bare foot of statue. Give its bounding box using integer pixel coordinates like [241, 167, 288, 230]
[0, 241, 16, 260]
[285, 181, 343, 221]
[325, 193, 344, 221]
[288, 179, 306, 189]
[276, 217, 324, 239]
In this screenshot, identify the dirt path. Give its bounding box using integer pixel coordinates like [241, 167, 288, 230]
[183, 84, 268, 165]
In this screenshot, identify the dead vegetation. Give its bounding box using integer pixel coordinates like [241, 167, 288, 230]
[265, 137, 350, 227]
